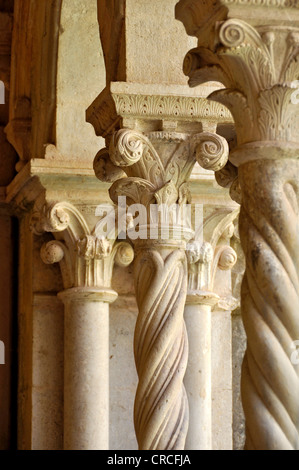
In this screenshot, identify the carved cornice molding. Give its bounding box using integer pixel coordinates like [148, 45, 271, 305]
[112, 92, 231, 123]
[86, 82, 233, 138]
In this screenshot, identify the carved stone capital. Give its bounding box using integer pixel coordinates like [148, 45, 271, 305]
[94, 128, 230, 245]
[187, 240, 237, 293]
[33, 201, 134, 291]
[176, 4, 299, 151]
[187, 207, 240, 309]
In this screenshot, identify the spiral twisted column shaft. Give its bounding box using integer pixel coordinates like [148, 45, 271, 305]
[239, 158, 299, 450]
[133, 242, 189, 450]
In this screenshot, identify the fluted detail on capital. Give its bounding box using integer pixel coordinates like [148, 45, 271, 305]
[134, 248, 189, 450]
[239, 160, 299, 450]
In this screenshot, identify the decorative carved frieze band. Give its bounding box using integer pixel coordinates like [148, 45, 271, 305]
[86, 83, 233, 139]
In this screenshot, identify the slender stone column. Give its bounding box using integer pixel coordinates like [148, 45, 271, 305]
[59, 288, 117, 450]
[176, 1, 299, 449]
[35, 202, 134, 450]
[184, 242, 216, 450]
[184, 298, 216, 449]
[184, 240, 237, 449]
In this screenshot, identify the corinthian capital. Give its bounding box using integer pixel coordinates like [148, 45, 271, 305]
[176, 1, 299, 150]
[94, 129, 229, 238]
[31, 201, 134, 292]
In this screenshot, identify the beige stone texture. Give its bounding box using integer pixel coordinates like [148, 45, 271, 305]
[32, 294, 64, 450]
[56, 0, 105, 161]
[212, 309, 233, 450]
[125, 0, 197, 85]
[184, 303, 212, 450]
[177, 0, 299, 450]
[109, 295, 138, 450]
[61, 290, 110, 450]
[232, 309, 246, 450]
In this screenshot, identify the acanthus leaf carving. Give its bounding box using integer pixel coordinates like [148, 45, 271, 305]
[109, 177, 156, 208]
[102, 128, 230, 213]
[177, 0, 299, 450]
[154, 181, 179, 207]
[258, 86, 299, 142]
[179, 12, 299, 146]
[77, 235, 113, 261]
[32, 201, 134, 290]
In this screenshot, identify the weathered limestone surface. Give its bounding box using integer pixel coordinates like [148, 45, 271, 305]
[60, 289, 112, 450]
[176, 0, 299, 450]
[56, 0, 106, 161]
[109, 295, 138, 450]
[32, 294, 64, 450]
[0, 0, 249, 451]
[232, 308, 246, 450]
[212, 309, 233, 449]
[98, 0, 197, 86]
